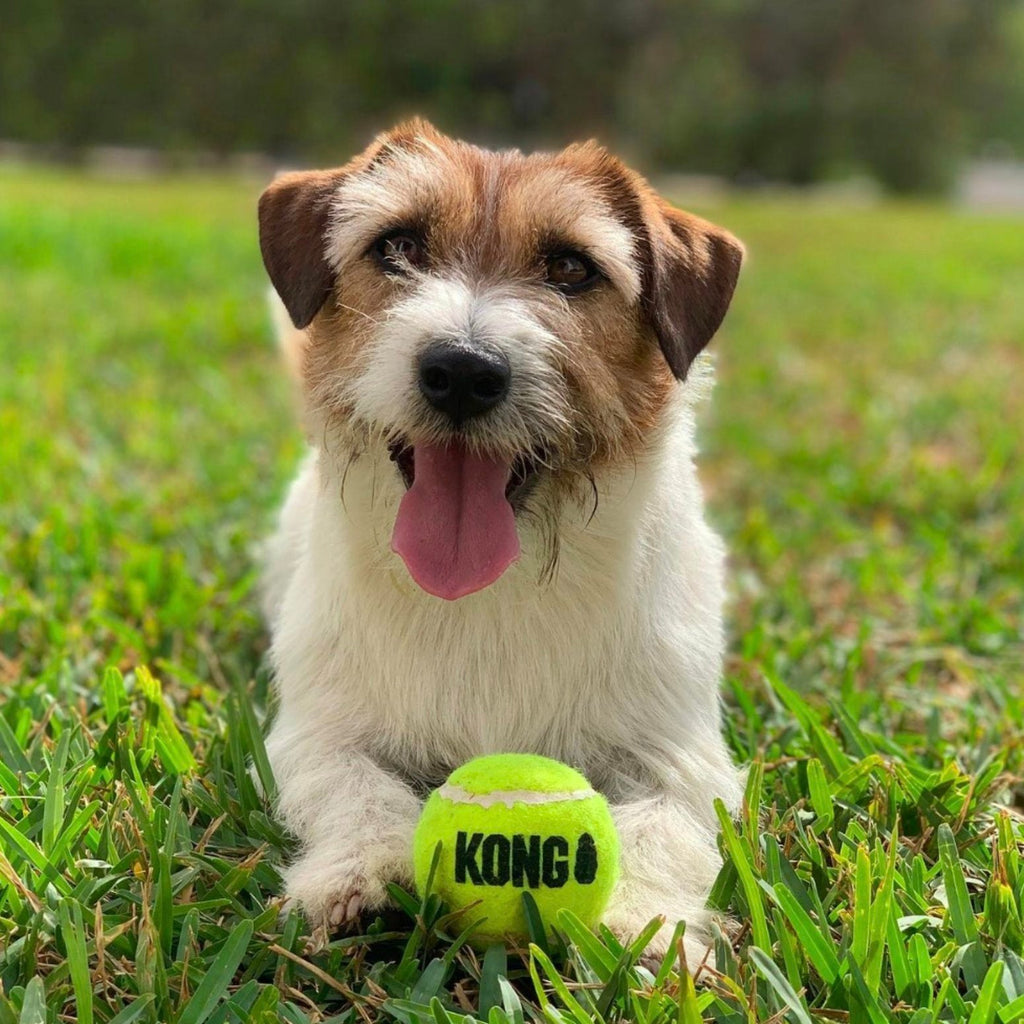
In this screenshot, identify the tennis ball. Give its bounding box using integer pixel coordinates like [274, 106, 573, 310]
[413, 753, 619, 945]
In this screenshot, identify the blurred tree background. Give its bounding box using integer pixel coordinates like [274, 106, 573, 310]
[2, 0, 1023, 193]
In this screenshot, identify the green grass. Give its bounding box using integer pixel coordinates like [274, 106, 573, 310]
[1, 165, 1023, 1023]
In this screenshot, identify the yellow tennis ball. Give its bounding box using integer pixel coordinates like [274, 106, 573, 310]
[413, 753, 620, 945]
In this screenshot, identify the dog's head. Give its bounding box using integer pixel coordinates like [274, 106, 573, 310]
[259, 119, 743, 601]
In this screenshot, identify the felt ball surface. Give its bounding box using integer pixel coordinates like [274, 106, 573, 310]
[413, 753, 620, 945]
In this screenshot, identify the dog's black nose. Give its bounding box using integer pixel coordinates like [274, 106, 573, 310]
[418, 342, 511, 423]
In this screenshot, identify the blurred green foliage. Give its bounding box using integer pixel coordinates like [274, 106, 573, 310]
[2, 0, 1023, 191]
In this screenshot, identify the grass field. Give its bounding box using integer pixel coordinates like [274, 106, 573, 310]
[1, 166, 1023, 1023]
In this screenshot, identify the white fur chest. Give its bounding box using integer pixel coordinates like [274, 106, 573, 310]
[267, 397, 728, 797]
[273, 461, 643, 763]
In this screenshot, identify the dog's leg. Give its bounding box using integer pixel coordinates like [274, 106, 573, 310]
[269, 735, 422, 931]
[603, 795, 726, 970]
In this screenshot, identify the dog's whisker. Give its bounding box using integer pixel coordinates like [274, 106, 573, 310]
[334, 302, 383, 327]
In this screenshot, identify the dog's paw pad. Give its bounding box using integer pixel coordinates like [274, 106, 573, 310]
[327, 889, 365, 928]
[283, 854, 389, 933]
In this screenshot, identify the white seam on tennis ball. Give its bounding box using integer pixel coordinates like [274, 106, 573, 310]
[439, 784, 597, 809]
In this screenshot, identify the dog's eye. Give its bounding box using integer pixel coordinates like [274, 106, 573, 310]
[545, 251, 600, 293]
[372, 231, 426, 273]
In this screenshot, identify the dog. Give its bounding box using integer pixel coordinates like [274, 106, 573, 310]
[257, 119, 745, 962]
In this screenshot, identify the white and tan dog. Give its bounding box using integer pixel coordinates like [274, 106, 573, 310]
[258, 120, 745, 960]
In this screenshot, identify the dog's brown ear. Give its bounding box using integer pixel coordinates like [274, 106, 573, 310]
[258, 122, 448, 329]
[258, 169, 347, 329]
[646, 203, 744, 380]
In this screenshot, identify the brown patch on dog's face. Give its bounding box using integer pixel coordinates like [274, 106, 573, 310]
[299, 245, 396, 423]
[258, 119, 743, 483]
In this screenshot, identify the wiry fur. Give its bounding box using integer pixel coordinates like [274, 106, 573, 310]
[258, 121, 745, 963]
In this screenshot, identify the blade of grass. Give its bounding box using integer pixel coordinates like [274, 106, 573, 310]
[57, 899, 94, 1024]
[748, 947, 813, 1024]
[478, 944, 508, 1018]
[17, 977, 46, 1024]
[766, 881, 840, 984]
[715, 799, 770, 951]
[106, 997, 157, 1024]
[938, 823, 979, 945]
[176, 918, 254, 1024]
[554, 909, 617, 981]
[41, 730, 71, 855]
[528, 944, 595, 1024]
[968, 961, 1004, 1024]
[409, 959, 448, 1005]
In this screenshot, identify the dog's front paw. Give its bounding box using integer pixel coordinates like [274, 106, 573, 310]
[283, 851, 393, 932]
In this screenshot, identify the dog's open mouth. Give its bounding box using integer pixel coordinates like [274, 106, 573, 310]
[387, 440, 543, 601]
[388, 441, 542, 504]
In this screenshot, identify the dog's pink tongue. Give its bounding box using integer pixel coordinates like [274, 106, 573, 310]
[391, 441, 520, 600]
